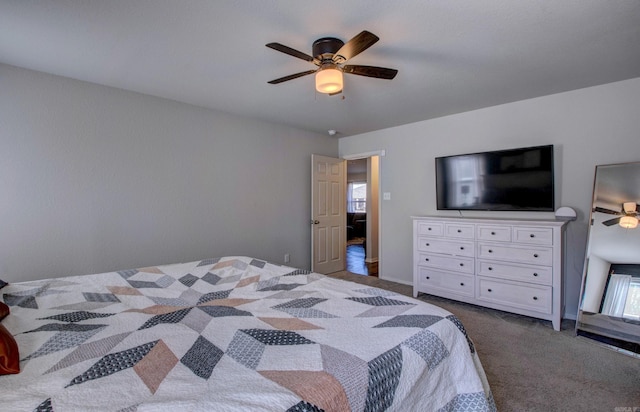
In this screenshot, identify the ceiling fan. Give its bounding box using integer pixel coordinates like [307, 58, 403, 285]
[594, 201, 640, 228]
[266, 30, 398, 94]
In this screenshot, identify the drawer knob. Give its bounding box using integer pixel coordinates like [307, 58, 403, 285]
[488, 249, 493, 253]
[426, 276, 430, 280]
[533, 273, 538, 277]
[491, 231, 495, 235]
[488, 289, 492, 292]
[457, 229, 462, 233]
[459, 263, 464, 267]
[460, 282, 465, 286]
[534, 254, 539, 258]
[488, 267, 493, 271]
[533, 296, 538, 300]
[425, 258, 430, 261]
[425, 243, 430, 246]
[530, 234, 535, 238]
[460, 246, 464, 250]
[428, 227, 432, 231]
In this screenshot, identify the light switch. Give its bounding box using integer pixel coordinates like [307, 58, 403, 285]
[383, 192, 391, 200]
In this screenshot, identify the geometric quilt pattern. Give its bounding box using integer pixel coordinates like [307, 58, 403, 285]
[33, 398, 53, 412]
[67, 340, 159, 387]
[38, 310, 115, 322]
[437, 392, 499, 412]
[181, 335, 223, 379]
[0, 256, 495, 411]
[365, 345, 403, 412]
[447, 314, 476, 354]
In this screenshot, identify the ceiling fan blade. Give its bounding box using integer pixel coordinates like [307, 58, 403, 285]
[266, 43, 315, 63]
[267, 70, 316, 84]
[593, 206, 621, 215]
[343, 65, 398, 79]
[332, 31, 379, 63]
[602, 217, 622, 226]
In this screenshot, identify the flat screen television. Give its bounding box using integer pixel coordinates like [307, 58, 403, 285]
[435, 145, 555, 211]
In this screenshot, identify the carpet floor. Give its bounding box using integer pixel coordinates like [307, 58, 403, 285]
[326, 270, 640, 411]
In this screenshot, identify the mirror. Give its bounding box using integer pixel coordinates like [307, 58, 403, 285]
[576, 161, 640, 356]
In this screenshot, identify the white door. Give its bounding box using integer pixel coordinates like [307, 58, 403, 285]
[311, 154, 346, 274]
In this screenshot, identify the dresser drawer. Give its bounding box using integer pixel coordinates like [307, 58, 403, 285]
[417, 237, 475, 257]
[477, 225, 511, 242]
[477, 243, 552, 266]
[513, 226, 554, 245]
[444, 223, 475, 239]
[477, 260, 553, 286]
[417, 267, 474, 298]
[418, 252, 474, 274]
[416, 221, 444, 237]
[476, 278, 552, 314]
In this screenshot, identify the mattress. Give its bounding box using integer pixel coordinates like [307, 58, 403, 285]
[0, 256, 495, 411]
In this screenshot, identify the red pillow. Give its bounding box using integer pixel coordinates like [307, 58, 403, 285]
[0, 324, 20, 374]
[0, 302, 9, 321]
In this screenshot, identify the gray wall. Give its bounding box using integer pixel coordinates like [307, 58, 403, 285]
[339, 77, 640, 319]
[0, 64, 338, 282]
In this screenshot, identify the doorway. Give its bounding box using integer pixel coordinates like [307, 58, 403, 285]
[346, 156, 379, 276]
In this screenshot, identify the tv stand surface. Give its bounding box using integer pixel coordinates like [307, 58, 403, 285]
[412, 216, 567, 330]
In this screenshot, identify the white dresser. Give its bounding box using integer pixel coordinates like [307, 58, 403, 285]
[412, 216, 567, 330]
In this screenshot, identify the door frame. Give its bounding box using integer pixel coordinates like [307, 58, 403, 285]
[343, 150, 385, 277]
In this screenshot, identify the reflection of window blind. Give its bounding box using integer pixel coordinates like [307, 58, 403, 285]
[447, 156, 484, 207]
[601, 274, 632, 317]
[623, 279, 640, 319]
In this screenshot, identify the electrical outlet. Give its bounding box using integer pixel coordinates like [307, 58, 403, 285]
[284, 254, 290, 263]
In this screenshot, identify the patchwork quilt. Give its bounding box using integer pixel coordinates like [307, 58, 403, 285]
[0, 256, 495, 411]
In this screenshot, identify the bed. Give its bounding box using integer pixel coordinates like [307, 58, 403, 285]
[0, 256, 495, 411]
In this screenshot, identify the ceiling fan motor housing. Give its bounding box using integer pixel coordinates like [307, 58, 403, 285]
[623, 201, 638, 213]
[313, 37, 344, 60]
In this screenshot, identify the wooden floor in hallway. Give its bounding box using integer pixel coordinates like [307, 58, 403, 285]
[346, 243, 378, 276]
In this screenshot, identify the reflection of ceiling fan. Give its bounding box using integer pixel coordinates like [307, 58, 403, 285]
[266, 30, 398, 95]
[595, 201, 640, 228]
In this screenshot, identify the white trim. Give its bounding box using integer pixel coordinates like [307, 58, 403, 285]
[379, 275, 412, 286]
[342, 150, 385, 160]
[376, 156, 383, 278]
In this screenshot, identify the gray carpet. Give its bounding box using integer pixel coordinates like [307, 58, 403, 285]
[327, 271, 640, 411]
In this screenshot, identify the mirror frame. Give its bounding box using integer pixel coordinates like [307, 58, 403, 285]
[575, 161, 640, 357]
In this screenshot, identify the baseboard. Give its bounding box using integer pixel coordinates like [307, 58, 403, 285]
[378, 275, 412, 286]
[364, 257, 378, 264]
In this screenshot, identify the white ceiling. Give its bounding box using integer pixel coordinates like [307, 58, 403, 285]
[1, 1, 640, 137]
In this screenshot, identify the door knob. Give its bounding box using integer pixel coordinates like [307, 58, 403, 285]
[311, 220, 320, 224]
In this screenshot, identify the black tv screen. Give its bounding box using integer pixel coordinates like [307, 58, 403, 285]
[436, 145, 555, 211]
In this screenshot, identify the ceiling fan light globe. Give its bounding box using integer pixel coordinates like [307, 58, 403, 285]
[316, 67, 343, 94]
[619, 215, 638, 229]
[623, 202, 637, 213]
